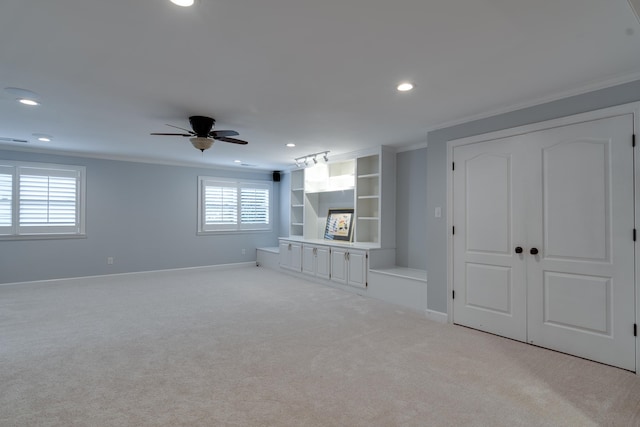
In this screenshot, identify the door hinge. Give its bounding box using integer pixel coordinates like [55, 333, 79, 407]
[366, 282, 368, 288]
[452, 226, 455, 235]
[452, 162, 455, 171]
[633, 134, 636, 147]
[634, 229, 637, 242]
[452, 290, 455, 299]
[634, 323, 637, 337]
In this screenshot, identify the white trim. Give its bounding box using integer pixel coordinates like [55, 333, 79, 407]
[0, 144, 277, 174]
[432, 72, 640, 133]
[424, 309, 448, 324]
[0, 262, 256, 287]
[634, 103, 640, 376]
[446, 101, 640, 374]
[396, 141, 428, 153]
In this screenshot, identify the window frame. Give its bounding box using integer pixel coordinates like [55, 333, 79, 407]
[197, 176, 272, 235]
[0, 160, 86, 240]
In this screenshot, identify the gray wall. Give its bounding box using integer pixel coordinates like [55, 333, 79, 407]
[425, 79, 640, 313]
[395, 148, 427, 269]
[0, 150, 280, 284]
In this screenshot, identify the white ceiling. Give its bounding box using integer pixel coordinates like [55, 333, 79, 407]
[1, 0, 639, 171]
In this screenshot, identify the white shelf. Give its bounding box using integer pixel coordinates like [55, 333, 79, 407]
[292, 187, 304, 192]
[305, 187, 354, 195]
[292, 222, 304, 226]
[358, 195, 379, 200]
[291, 204, 304, 207]
[357, 173, 380, 179]
[358, 217, 379, 220]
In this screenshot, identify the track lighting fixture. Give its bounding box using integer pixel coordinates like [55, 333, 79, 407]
[294, 151, 330, 168]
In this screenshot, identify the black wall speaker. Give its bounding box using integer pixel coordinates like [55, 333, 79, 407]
[272, 171, 281, 182]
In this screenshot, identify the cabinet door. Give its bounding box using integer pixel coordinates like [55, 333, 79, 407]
[315, 246, 331, 280]
[302, 245, 316, 275]
[290, 243, 302, 272]
[279, 242, 291, 269]
[347, 250, 367, 288]
[330, 247, 348, 284]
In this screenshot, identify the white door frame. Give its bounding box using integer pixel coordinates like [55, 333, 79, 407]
[446, 101, 640, 374]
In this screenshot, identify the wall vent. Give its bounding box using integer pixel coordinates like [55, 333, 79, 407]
[0, 137, 28, 143]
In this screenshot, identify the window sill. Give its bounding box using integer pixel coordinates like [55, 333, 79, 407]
[197, 229, 272, 236]
[0, 234, 87, 241]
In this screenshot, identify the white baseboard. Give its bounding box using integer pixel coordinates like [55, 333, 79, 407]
[0, 262, 257, 287]
[425, 309, 448, 324]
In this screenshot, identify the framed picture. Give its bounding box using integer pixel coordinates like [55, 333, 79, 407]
[324, 208, 354, 241]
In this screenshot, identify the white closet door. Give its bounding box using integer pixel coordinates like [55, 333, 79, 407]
[452, 135, 528, 342]
[525, 114, 636, 371]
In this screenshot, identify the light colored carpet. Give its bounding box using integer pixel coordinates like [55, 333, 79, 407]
[1, 266, 639, 427]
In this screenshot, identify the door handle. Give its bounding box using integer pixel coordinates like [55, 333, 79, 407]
[515, 246, 523, 254]
[530, 247, 539, 255]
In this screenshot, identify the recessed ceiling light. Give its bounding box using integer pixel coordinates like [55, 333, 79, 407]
[286, 143, 296, 148]
[18, 98, 40, 106]
[397, 82, 414, 92]
[33, 133, 52, 142]
[234, 160, 242, 163]
[170, 0, 194, 6]
[5, 87, 41, 105]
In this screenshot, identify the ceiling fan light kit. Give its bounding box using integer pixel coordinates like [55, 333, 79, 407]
[190, 137, 213, 152]
[151, 115, 248, 152]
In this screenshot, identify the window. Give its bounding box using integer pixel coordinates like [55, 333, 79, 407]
[198, 177, 271, 233]
[0, 161, 86, 238]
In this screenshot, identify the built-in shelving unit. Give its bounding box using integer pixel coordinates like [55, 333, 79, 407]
[290, 169, 305, 237]
[287, 147, 395, 248]
[303, 159, 355, 240]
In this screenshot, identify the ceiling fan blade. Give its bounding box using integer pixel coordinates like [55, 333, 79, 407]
[166, 124, 194, 133]
[210, 130, 240, 138]
[215, 136, 249, 145]
[150, 132, 192, 136]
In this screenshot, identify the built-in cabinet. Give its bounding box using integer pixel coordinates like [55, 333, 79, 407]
[279, 147, 395, 293]
[288, 147, 395, 247]
[279, 241, 302, 272]
[330, 247, 367, 288]
[279, 237, 373, 289]
[302, 244, 330, 279]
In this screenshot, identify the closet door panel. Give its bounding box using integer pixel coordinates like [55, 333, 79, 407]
[526, 114, 635, 371]
[452, 136, 527, 342]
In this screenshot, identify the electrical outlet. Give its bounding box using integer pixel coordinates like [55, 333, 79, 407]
[241, 249, 246, 255]
[107, 257, 114, 265]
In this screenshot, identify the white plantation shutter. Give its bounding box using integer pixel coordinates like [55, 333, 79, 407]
[240, 185, 269, 229]
[202, 180, 238, 231]
[0, 161, 85, 237]
[199, 177, 271, 233]
[0, 166, 12, 234]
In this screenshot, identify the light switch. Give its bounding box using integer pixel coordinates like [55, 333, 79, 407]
[435, 207, 442, 218]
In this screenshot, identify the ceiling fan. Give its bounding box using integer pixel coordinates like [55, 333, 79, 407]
[151, 116, 248, 152]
